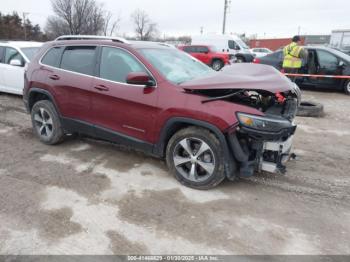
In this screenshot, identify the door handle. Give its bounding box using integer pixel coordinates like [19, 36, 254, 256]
[94, 85, 109, 91]
[49, 74, 60, 80]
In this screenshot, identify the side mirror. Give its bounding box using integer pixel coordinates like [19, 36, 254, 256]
[126, 72, 155, 87]
[10, 59, 23, 67]
[339, 61, 345, 67]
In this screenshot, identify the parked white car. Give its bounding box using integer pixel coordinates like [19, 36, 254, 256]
[0, 41, 43, 95]
[250, 47, 273, 58]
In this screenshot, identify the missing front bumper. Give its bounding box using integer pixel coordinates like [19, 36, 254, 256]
[259, 136, 294, 174]
[228, 128, 296, 177]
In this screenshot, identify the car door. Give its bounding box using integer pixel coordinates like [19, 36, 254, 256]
[91, 46, 158, 143]
[197, 46, 210, 65]
[260, 51, 283, 70]
[0, 47, 25, 94]
[0, 46, 5, 91]
[40, 45, 96, 127]
[315, 49, 343, 87]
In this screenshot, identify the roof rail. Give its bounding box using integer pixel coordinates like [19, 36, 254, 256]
[55, 35, 129, 44]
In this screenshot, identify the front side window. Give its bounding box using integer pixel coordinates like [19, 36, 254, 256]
[5, 47, 24, 66]
[99, 47, 147, 83]
[41, 47, 64, 67]
[140, 48, 213, 84]
[317, 50, 338, 69]
[197, 46, 209, 53]
[228, 40, 240, 50]
[60, 46, 96, 75]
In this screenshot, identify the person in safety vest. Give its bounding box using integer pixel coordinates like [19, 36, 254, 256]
[282, 36, 307, 82]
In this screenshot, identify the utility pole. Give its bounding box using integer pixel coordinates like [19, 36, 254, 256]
[298, 26, 301, 36]
[200, 26, 204, 35]
[22, 12, 29, 41]
[222, 0, 230, 34]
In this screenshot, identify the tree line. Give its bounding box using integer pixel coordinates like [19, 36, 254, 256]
[0, 12, 46, 41]
[0, 0, 190, 44]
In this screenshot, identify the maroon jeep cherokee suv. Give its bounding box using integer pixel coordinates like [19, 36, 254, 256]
[24, 37, 301, 189]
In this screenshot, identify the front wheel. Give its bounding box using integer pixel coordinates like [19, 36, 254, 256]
[344, 80, 350, 95]
[166, 127, 226, 189]
[212, 60, 224, 71]
[236, 56, 245, 63]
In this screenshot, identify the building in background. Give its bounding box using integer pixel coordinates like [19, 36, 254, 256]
[250, 35, 330, 51]
[330, 30, 350, 51]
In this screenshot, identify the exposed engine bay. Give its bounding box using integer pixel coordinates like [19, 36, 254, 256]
[185, 84, 301, 178]
[189, 87, 300, 121]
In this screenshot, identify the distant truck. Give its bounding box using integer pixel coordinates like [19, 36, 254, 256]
[330, 30, 350, 55]
[191, 34, 254, 63]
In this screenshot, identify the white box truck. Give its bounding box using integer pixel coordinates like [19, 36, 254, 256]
[191, 34, 254, 62]
[330, 30, 350, 54]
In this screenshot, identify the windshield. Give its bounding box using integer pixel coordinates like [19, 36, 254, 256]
[236, 39, 249, 49]
[139, 48, 213, 84]
[330, 48, 350, 61]
[20, 47, 41, 61]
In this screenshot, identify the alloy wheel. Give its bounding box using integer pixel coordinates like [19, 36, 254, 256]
[212, 61, 222, 71]
[33, 108, 54, 138]
[173, 137, 215, 182]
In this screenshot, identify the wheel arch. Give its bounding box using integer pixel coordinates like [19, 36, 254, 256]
[153, 117, 237, 179]
[211, 57, 224, 65]
[28, 88, 60, 115]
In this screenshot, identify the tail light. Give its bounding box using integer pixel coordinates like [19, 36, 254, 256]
[253, 58, 261, 64]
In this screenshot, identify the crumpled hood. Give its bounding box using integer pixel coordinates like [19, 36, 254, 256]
[181, 63, 294, 93]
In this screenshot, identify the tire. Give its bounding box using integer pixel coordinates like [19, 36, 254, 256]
[297, 101, 324, 118]
[166, 127, 226, 190]
[212, 60, 224, 71]
[344, 80, 350, 95]
[31, 100, 65, 145]
[236, 56, 245, 63]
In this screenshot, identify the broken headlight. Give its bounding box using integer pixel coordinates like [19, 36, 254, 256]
[237, 112, 292, 132]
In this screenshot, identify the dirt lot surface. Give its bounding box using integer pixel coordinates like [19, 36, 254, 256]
[0, 90, 349, 255]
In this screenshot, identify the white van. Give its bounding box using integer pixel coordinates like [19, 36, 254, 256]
[0, 41, 43, 95]
[191, 34, 254, 62]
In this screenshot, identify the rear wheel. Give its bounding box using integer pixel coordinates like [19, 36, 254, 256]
[236, 56, 245, 63]
[166, 127, 226, 189]
[212, 60, 224, 71]
[344, 80, 350, 95]
[31, 100, 64, 145]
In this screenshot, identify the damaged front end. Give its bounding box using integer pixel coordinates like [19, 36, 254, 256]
[181, 63, 301, 178]
[226, 86, 300, 177]
[189, 84, 300, 178]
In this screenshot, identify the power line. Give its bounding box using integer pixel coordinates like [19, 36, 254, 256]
[222, 0, 231, 34]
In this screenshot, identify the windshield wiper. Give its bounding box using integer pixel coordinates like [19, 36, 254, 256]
[202, 90, 245, 104]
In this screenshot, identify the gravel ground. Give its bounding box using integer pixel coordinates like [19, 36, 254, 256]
[0, 89, 349, 255]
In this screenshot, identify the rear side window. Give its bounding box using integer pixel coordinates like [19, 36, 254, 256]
[41, 47, 63, 67]
[60, 46, 96, 76]
[0, 47, 4, 63]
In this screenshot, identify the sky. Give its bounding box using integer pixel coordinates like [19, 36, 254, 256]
[1, 0, 349, 38]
